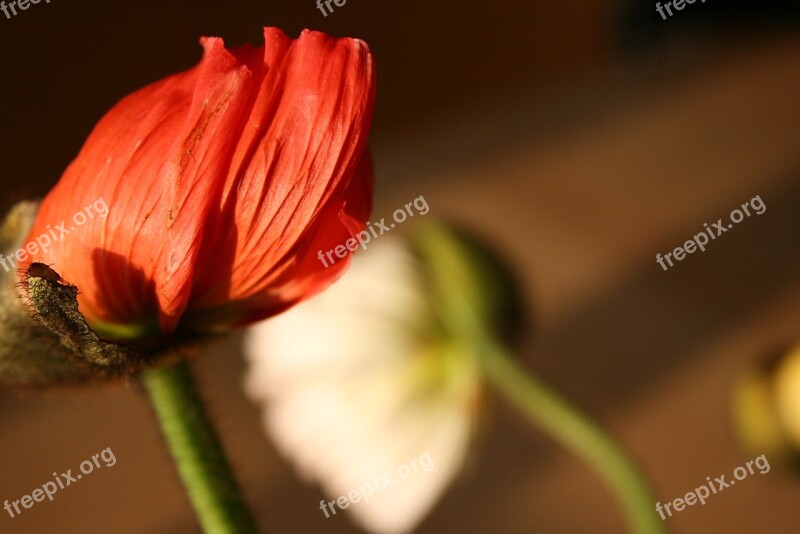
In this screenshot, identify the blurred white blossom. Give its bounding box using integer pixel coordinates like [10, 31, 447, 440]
[244, 236, 482, 534]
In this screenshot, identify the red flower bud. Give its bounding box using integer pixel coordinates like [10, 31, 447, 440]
[22, 28, 376, 337]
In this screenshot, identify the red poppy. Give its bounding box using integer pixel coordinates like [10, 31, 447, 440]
[21, 28, 376, 338]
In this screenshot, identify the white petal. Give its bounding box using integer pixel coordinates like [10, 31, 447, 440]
[244, 237, 480, 533]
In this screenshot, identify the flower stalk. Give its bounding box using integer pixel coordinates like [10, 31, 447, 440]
[477, 335, 665, 534]
[414, 223, 665, 534]
[142, 361, 259, 534]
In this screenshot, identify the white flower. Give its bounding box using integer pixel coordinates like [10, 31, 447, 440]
[244, 236, 482, 534]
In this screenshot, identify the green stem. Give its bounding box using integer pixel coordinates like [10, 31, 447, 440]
[478, 335, 665, 534]
[142, 361, 259, 534]
[412, 223, 665, 534]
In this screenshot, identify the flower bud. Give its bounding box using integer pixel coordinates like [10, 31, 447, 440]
[21, 28, 376, 339]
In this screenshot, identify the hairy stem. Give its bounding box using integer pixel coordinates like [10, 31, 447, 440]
[142, 361, 259, 534]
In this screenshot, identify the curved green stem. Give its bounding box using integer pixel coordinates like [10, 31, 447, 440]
[477, 335, 665, 534]
[413, 222, 665, 534]
[142, 361, 259, 534]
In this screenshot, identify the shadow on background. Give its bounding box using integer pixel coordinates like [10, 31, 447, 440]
[526, 175, 800, 408]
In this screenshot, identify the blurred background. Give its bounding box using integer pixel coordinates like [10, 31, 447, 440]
[1, 0, 800, 532]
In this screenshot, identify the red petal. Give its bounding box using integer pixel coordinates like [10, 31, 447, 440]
[187, 152, 375, 328]
[188, 29, 376, 319]
[25, 38, 255, 332]
[21, 28, 376, 337]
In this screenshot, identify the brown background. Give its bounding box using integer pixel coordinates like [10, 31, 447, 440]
[1, 1, 800, 533]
